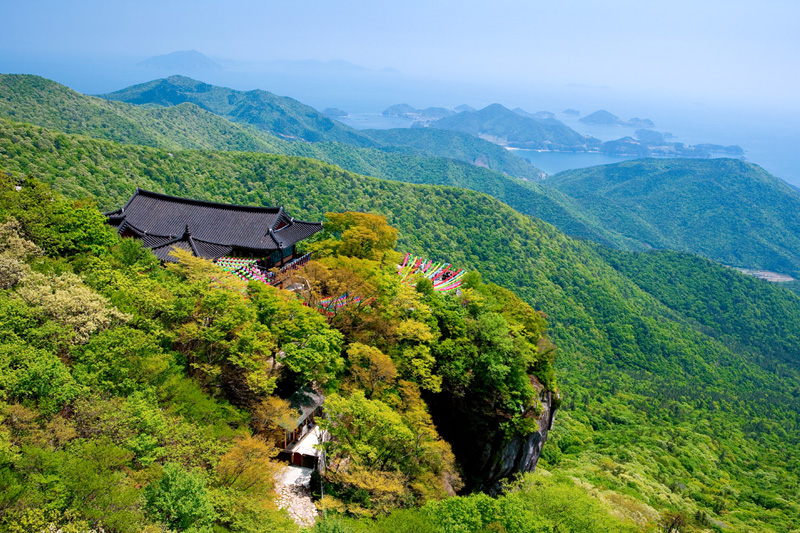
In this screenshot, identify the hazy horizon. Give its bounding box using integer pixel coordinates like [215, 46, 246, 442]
[3, 0, 799, 108]
[1, 0, 799, 184]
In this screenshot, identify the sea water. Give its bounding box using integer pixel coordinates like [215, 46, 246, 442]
[339, 102, 800, 187]
[509, 151, 643, 175]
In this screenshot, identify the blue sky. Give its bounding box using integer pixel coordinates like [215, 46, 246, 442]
[2, 0, 798, 108]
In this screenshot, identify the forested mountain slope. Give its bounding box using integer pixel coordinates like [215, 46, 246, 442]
[547, 158, 800, 276]
[429, 103, 599, 151]
[2, 118, 799, 530]
[100, 75, 374, 146]
[597, 248, 800, 365]
[363, 127, 545, 180]
[100, 75, 548, 180]
[0, 73, 291, 153]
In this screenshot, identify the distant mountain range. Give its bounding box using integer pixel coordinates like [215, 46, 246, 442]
[323, 107, 348, 117]
[0, 73, 546, 192]
[382, 103, 456, 124]
[100, 75, 374, 146]
[512, 108, 556, 121]
[380, 102, 595, 150]
[138, 51, 375, 76]
[362, 127, 545, 180]
[377, 103, 744, 159]
[138, 50, 224, 71]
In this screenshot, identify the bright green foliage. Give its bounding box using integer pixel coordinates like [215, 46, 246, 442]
[313, 472, 636, 533]
[15, 270, 129, 345]
[428, 274, 551, 414]
[145, 462, 217, 532]
[52, 439, 143, 530]
[155, 247, 345, 403]
[319, 388, 459, 515]
[318, 212, 399, 262]
[248, 283, 344, 387]
[73, 326, 171, 394]
[599, 248, 800, 366]
[168, 251, 278, 397]
[547, 158, 800, 276]
[322, 391, 416, 471]
[0, 172, 116, 258]
[0, 341, 83, 415]
[4, 438, 147, 532]
[346, 343, 397, 399]
[300, 222, 550, 505]
[2, 114, 800, 530]
[0, 178, 298, 531]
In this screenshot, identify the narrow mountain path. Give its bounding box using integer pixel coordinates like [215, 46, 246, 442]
[274, 465, 318, 528]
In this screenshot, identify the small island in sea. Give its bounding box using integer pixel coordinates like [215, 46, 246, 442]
[580, 109, 654, 127]
[382, 103, 456, 125]
[323, 107, 348, 117]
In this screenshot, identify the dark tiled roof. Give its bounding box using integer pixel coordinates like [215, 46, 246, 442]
[140, 234, 175, 248]
[152, 239, 194, 262]
[193, 240, 235, 260]
[280, 387, 325, 430]
[272, 220, 326, 248]
[106, 189, 322, 260]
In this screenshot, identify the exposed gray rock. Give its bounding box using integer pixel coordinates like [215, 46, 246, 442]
[477, 377, 557, 494]
[428, 375, 558, 494]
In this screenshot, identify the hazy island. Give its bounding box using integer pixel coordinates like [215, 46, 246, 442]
[580, 109, 655, 127]
[322, 107, 348, 117]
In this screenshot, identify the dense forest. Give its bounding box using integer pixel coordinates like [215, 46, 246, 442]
[1, 115, 800, 531]
[547, 159, 800, 277]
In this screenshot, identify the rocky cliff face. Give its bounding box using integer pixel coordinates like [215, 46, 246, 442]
[476, 377, 557, 494]
[428, 375, 558, 494]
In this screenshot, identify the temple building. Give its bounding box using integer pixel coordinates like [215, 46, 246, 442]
[105, 189, 322, 268]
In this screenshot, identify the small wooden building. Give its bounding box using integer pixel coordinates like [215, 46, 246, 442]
[105, 188, 322, 267]
[280, 387, 324, 450]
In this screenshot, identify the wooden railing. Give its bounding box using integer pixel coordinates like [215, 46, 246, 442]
[280, 252, 312, 273]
